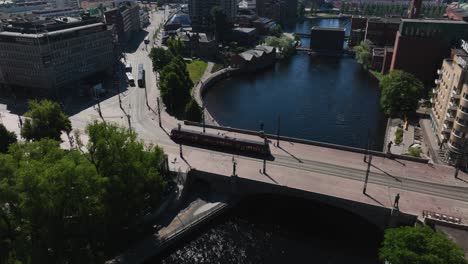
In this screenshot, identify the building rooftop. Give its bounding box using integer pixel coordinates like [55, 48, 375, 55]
[367, 17, 402, 24]
[311, 26, 346, 32]
[238, 45, 274, 61]
[373, 47, 385, 56]
[401, 18, 468, 24]
[232, 27, 256, 34]
[1, 15, 101, 34]
[177, 31, 211, 43]
[0, 21, 104, 38]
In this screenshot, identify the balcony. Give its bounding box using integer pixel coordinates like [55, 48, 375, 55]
[437, 69, 442, 75]
[455, 117, 466, 127]
[449, 101, 457, 110]
[448, 141, 463, 153]
[435, 79, 441, 85]
[452, 90, 461, 99]
[432, 88, 437, 94]
[444, 123, 453, 130]
[446, 112, 455, 120]
[430, 98, 434, 104]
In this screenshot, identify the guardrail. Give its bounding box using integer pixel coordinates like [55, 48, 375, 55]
[183, 121, 429, 164]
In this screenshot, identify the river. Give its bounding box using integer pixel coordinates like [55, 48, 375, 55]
[153, 18, 385, 263]
[204, 18, 386, 150]
[155, 195, 382, 264]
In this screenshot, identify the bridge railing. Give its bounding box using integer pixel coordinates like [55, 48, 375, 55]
[183, 121, 429, 164]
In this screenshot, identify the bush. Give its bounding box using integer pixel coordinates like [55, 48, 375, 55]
[408, 147, 421, 157]
[395, 128, 403, 145]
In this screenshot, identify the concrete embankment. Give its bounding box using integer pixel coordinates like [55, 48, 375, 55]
[183, 120, 429, 164]
[107, 172, 230, 264]
[192, 67, 241, 125]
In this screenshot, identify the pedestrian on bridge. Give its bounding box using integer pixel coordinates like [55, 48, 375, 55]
[393, 193, 400, 209]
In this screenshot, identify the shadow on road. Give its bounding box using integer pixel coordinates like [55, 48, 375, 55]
[123, 30, 150, 53]
[370, 164, 402, 183]
[278, 144, 303, 163]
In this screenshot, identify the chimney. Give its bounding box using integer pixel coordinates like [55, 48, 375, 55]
[408, 0, 422, 19]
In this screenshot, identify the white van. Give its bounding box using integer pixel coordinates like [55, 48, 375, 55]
[126, 72, 135, 86]
[125, 63, 132, 72]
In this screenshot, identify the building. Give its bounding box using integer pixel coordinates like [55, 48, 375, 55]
[430, 48, 468, 163]
[310, 27, 345, 55]
[252, 17, 276, 35]
[364, 17, 400, 47]
[188, 0, 237, 31]
[0, 16, 115, 96]
[447, 8, 468, 22]
[256, 0, 297, 24]
[104, 1, 140, 43]
[382, 46, 393, 74]
[391, 19, 468, 87]
[139, 9, 149, 28]
[48, 0, 81, 9]
[228, 27, 258, 45]
[231, 45, 276, 71]
[0, 0, 48, 14]
[164, 11, 191, 31]
[31, 7, 84, 18]
[177, 31, 218, 58]
[371, 47, 384, 71]
[239, 0, 255, 10]
[349, 28, 365, 47]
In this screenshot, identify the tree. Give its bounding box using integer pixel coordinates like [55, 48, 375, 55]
[0, 124, 16, 153]
[85, 122, 167, 236]
[184, 99, 202, 122]
[354, 40, 372, 69]
[264, 36, 295, 58]
[167, 37, 185, 57]
[270, 24, 283, 37]
[21, 100, 71, 142]
[0, 139, 106, 263]
[379, 225, 466, 264]
[380, 70, 423, 116]
[149, 47, 173, 72]
[159, 56, 193, 115]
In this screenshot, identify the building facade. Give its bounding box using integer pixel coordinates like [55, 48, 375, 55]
[430, 48, 468, 163]
[391, 19, 468, 87]
[256, 0, 297, 24]
[0, 17, 114, 96]
[364, 17, 400, 47]
[188, 0, 237, 31]
[310, 27, 345, 54]
[104, 1, 140, 43]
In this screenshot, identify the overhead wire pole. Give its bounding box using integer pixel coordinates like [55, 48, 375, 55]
[277, 115, 280, 147]
[157, 97, 162, 127]
[363, 132, 373, 194]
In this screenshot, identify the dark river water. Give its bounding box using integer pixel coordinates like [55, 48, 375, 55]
[154, 18, 386, 263]
[205, 19, 386, 150]
[155, 195, 382, 264]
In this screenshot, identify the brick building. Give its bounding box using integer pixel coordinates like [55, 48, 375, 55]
[364, 17, 400, 46]
[391, 19, 468, 87]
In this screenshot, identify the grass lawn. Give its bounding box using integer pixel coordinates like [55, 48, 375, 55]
[186, 60, 208, 83]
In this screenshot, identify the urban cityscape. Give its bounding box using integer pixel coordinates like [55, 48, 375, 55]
[0, 0, 468, 263]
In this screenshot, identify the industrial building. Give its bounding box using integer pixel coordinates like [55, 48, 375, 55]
[0, 16, 115, 96]
[310, 27, 345, 55]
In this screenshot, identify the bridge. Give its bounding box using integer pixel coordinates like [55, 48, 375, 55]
[166, 123, 468, 229]
[294, 32, 350, 40]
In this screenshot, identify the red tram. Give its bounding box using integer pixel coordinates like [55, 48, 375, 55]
[170, 127, 270, 155]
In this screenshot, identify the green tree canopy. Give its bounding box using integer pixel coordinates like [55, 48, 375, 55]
[159, 57, 193, 115]
[184, 99, 202, 122]
[21, 100, 71, 142]
[264, 36, 295, 58]
[149, 47, 174, 72]
[0, 124, 16, 153]
[167, 37, 185, 57]
[85, 121, 167, 232]
[270, 24, 283, 37]
[379, 225, 466, 264]
[354, 40, 372, 69]
[380, 70, 423, 116]
[0, 139, 105, 263]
